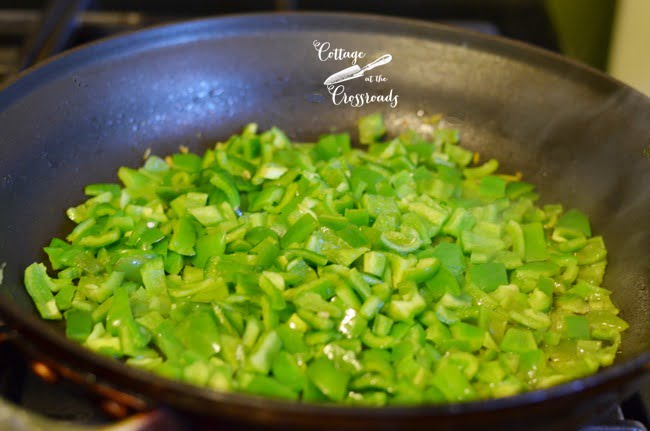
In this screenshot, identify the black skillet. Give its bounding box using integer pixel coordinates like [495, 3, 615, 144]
[0, 12, 648, 431]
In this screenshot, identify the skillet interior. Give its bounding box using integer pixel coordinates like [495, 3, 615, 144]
[0, 13, 648, 430]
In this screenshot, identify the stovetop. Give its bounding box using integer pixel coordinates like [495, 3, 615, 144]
[0, 0, 562, 84]
[0, 1, 647, 430]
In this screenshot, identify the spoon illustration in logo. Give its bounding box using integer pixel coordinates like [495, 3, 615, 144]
[323, 54, 392, 86]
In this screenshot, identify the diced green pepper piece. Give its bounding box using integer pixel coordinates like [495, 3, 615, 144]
[316, 134, 351, 160]
[522, 222, 548, 262]
[281, 214, 319, 248]
[564, 315, 591, 340]
[141, 258, 167, 294]
[242, 374, 298, 400]
[359, 295, 385, 320]
[467, 262, 507, 293]
[192, 233, 226, 269]
[431, 362, 477, 402]
[556, 209, 591, 238]
[358, 113, 386, 145]
[272, 352, 306, 392]
[54, 283, 76, 311]
[500, 328, 537, 353]
[169, 217, 196, 256]
[463, 159, 499, 179]
[306, 357, 350, 402]
[248, 330, 282, 374]
[65, 309, 93, 342]
[107, 286, 149, 355]
[380, 230, 422, 254]
[431, 243, 466, 279]
[189, 205, 223, 226]
[345, 208, 370, 227]
[478, 176, 506, 199]
[575, 237, 607, 265]
[24, 263, 62, 319]
[209, 168, 240, 209]
[450, 322, 485, 352]
[84, 271, 124, 303]
[178, 311, 221, 359]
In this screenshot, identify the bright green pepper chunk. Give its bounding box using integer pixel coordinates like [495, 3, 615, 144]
[248, 330, 282, 374]
[564, 315, 591, 340]
[24, 263, 62, 320]
[522, 222, 548, 262]
[169, 217, 197, 256]
[431, 362, 477, 402]
[107, 286, 149, 356]
[500, 328, 537, 353]
[243, 374, 298, 400]
[65, 309, 93, 342]
[556, 208, 591, 238]
[307, 357, 350, 402]
[281, 214, 319, 249]
[478, 176, 506, 200]
[345, 208, 370, 227]
[316, 133, 351, 160]
[449, 322, 485, 352]
[358, 113, 386, 145]
[209, 168, 240, 209]
[272, 351, 306, 392]
[467, 262, 507, 293]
